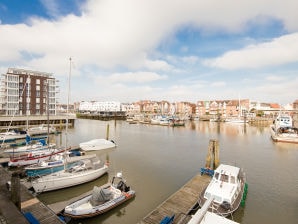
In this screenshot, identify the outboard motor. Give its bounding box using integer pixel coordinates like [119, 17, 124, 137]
[220, 201, 231, 210]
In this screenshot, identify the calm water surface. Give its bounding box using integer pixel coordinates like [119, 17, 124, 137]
[38, 119, 298, 224]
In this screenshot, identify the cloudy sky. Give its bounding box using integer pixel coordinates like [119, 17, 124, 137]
[0, 0, 297, 105]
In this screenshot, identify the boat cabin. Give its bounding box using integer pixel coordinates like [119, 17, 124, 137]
[204, 164, 241, 204]
[274, 115, 292, 128]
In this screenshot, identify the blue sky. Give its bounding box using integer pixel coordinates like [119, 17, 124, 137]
[0, 0, 297, 105]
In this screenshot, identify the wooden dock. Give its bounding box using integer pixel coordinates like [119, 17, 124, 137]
[141, 174, 211, 224]
[0, 166, 65, 223]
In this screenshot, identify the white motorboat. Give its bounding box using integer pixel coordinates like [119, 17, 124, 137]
[79, 139, 116, 151]
[31, 156, 108, 193]
[270, 114, 298, 143]
[198, 164, 247, 217]
[63, 172, 135, 219]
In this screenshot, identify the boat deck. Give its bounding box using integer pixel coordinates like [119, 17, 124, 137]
[140, 174, 211, 224]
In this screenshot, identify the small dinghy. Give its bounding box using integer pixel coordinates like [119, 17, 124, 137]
[63, 172, 135, 219]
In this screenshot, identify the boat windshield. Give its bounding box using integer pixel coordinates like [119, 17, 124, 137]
[220, 174, 229, 183]
[214, 172, 219, 180]
[230, 176, 236, 184]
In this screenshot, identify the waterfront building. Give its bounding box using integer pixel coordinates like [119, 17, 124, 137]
[0, 68, 58, 116]
[78, 101, 122, 113]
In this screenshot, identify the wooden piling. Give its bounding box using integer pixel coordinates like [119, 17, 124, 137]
[106, 124, 110, 140]
[205, 139, 220, 170]
[11, 172, 21, 210]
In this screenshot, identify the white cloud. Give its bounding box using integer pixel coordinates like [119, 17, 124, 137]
[205, 33, 298, 70]
[40, 0, 60, 18]
[1, 0, 298, 104]
[107, 71, 167, 84]
[211, 81, 226, 87]
[1, 0, 298, 73]
[265, 75, 286, 82]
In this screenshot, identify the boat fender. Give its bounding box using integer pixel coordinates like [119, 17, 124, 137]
[220, 201, 231, 210]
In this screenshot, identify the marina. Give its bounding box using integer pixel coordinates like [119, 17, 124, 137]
[0, 119, 297, 224]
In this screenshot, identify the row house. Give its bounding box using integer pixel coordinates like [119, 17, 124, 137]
[196, 99, 250, 118]
[126, 100, 194, 118]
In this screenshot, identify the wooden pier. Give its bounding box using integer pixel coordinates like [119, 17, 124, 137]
[0, 167, 65, 223]
[141, 174, 211, 224]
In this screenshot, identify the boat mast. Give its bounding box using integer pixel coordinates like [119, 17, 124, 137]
[64, 57, 71, 170]
[66, 57, 71, 148]
[47, 77, 50, 144]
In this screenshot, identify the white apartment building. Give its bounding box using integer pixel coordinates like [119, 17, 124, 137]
[79, 101, 121, 112]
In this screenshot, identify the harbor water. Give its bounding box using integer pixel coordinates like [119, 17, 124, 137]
[37, 119, 298, 224]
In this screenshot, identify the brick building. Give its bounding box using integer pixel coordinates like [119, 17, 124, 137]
[0, 68, 58, 116]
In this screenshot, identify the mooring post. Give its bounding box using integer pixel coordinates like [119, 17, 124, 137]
[205, 139, 220, 170]
[11, 172, 21, 210]
[106, 124, 110, 140]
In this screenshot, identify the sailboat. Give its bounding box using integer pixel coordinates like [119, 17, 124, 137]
[8, 146, 67, 167]
[4, 136, 56, 154]
[31, 156, 109, 193]
[31, 58, 109, 193]
[25, 153, 95, 177]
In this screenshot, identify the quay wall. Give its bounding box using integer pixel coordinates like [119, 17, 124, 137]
[77, 112, 126, 121]
[0, 115, 76, 130]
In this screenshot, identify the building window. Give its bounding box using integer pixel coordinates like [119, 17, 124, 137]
[36, 79, 40, 84]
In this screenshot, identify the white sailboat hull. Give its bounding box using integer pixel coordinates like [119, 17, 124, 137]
[32, 164, 108, 193]
[8, 148, 66, 167]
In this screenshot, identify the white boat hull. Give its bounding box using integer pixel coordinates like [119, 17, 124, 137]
[64, 172, 135, 218]
[32, 164, 108, 193]
[8, 148, 66, 167]
[270, 125, 298, 143]
[79, 139, 116, 151]
[4, 143, 56, 154]
[64, 189, 135, 218]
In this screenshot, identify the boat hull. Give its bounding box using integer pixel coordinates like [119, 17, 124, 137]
[79, 139, 116, 151]
[25, 154, 97, 177]
[270, 125, 298, 143]
[32, 165, 108, 193]
[64, 190, 135, 219]
[8, 148, 66, 167]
